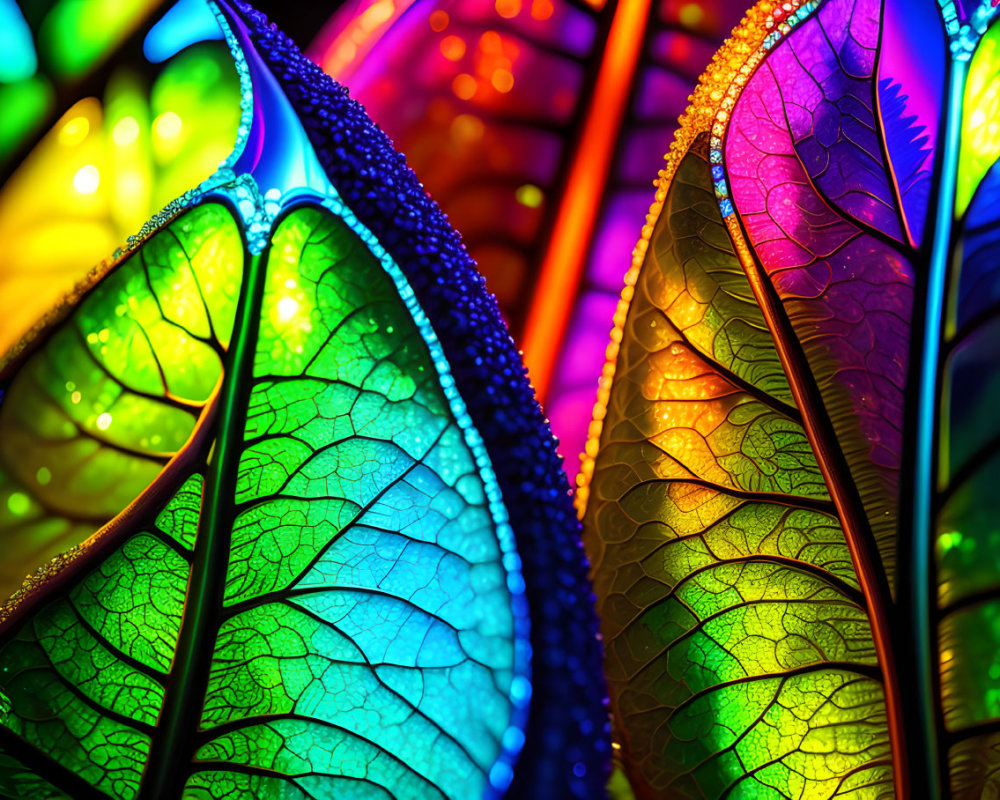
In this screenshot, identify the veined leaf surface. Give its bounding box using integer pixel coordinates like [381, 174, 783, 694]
[579, 0, 1000, 798]
[0, 202, 240, 593]
[0, 1, 607, 797]
[1, 199, 523, 800]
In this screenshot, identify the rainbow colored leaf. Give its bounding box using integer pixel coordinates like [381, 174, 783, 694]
[579, 0, 1000, 797]
[0, 1, 606, 797]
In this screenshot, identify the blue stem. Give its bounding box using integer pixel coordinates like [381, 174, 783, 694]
[912, 56, 967, 800]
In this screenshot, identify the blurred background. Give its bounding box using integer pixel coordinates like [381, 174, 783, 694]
[0, 0, 750, 482]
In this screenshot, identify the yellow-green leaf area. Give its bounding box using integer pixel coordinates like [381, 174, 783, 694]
[0, 203, 241, 601]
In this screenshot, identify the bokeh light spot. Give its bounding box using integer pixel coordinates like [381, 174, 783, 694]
[73, 164, 100, 194]
[58, 116, 89, 146]
[491, 69, 514, 93]
[516, 184, 544, 208]
[531, 0, 554, 20]
[112, 116, 140, 146]
[495, 0, 521, 18]
[440, 35, 466, 60]
[452, 73, 477, 100]
[429, 9, 449, 31]
[679, 3, 704, 26]
[480, 30, 502, 53]
[6, 493, 29, 517]
[358, 0, 394, 31]
[97, 413, 112, 430]
[153, 111, 183, 139]
[451, 114, 485, 142]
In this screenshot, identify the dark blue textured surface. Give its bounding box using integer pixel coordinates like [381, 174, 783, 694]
[231, 4, 611, 797]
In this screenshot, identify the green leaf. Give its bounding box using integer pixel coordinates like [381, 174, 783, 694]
[0, 202, 241, 599]
[0, 200, 528, 799]
[581, 132, 889, 799]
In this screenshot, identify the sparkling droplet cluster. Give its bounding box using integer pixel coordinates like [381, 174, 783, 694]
[939, 0, 1000, 59]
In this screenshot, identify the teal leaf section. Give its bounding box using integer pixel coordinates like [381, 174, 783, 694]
[0, 201, 529, 800]
[220, 1, 608, 793]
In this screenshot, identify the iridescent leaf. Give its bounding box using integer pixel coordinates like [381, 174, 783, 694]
[579, 0, 1000, 797]
[0, 1, 605, 796]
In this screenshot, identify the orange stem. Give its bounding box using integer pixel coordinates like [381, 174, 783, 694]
[521, 0, 651, 400]
[728, 218, 910, 800]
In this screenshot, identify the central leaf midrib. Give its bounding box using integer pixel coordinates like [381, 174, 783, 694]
[137, 240, 267, 800]
[903, 54, 971, 800]
[721, 182, 909, 797]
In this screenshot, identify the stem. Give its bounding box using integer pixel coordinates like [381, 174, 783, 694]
[722, 215, 910, 798]
[910, 56, 968, 800]
[137, 249, 265, 799]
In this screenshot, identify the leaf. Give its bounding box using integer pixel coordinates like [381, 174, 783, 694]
[579, 0, 1000, 798]
[0, 1, 605, 797]
[0, 201, 522, 800]
[937, 17, 1000, 797]
[0, 203, 241, 597]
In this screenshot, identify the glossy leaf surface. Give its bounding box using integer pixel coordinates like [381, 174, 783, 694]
[0, 200, 523, 800]
[579, 0, 1000, 797]
[0, 203, 239, 595]
[0, 1, 606, 797]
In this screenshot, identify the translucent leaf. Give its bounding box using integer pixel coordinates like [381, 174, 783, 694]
[580, 0, 1000, 797]
[0, 1, 605, 796]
